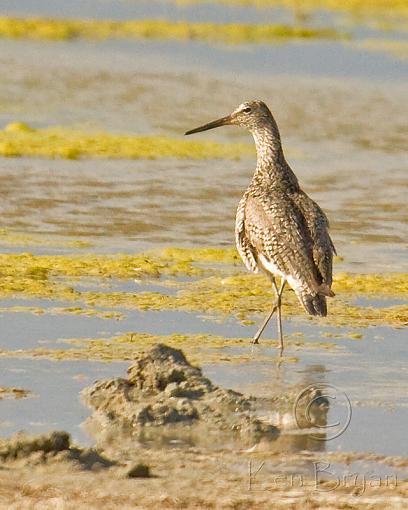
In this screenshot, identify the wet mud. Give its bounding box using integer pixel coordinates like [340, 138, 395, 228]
[82, 343, 279, 448]
[0, 430, 114, 471]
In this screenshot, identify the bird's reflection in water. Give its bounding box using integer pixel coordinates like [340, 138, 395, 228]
[251, 363, 331, 454]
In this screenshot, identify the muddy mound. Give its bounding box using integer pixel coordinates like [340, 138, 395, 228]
[0, 430, 115, 470]
[82, 344, 278, 447]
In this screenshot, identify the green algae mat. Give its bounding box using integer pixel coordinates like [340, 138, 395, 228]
[0, 247, 406, 328]
[0, 16, 346, 44]
[0, 123, 253, 160]
[0, 243, 406, 364]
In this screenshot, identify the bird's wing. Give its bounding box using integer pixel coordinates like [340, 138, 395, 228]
[295, 193, 336, 288]
[244, 193, 324, 294]
[235, 193, 259, 273]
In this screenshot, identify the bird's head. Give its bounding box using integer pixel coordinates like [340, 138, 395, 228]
[185, 100, 272, 135]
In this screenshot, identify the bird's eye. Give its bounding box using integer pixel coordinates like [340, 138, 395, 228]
[242, 107, 252, 114]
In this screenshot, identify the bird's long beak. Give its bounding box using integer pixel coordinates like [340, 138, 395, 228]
[185, 115, 232, 135]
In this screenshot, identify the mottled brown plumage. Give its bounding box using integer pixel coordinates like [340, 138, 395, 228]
[186, 100, 336, 351]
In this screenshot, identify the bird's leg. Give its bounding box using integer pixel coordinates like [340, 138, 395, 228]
[252, 277, 286, 348]
[272, 278, 286, 353]
[252, 276, 285, 345]
[252, 303, 278, 345]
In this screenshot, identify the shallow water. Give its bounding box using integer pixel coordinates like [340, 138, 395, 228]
[207, 325, 408, 457]
[2, 0, 292, 24]
[0, 150, 406, 272]
[0, 0, 407, 481]
[0, 358, 128, 444]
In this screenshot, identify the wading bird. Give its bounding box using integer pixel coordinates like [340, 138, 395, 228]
[185, 100, 335, 353]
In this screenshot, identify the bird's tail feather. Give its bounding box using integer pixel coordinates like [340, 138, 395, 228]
[318, 283, 335, 298]
[297, 286, 334, 317]
[298, 293, 326, 317]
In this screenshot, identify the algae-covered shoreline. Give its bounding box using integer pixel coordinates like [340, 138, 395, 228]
[0, 331, 337, 364]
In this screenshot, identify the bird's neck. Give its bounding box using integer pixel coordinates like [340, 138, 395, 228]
[251, 123, 299, 189]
